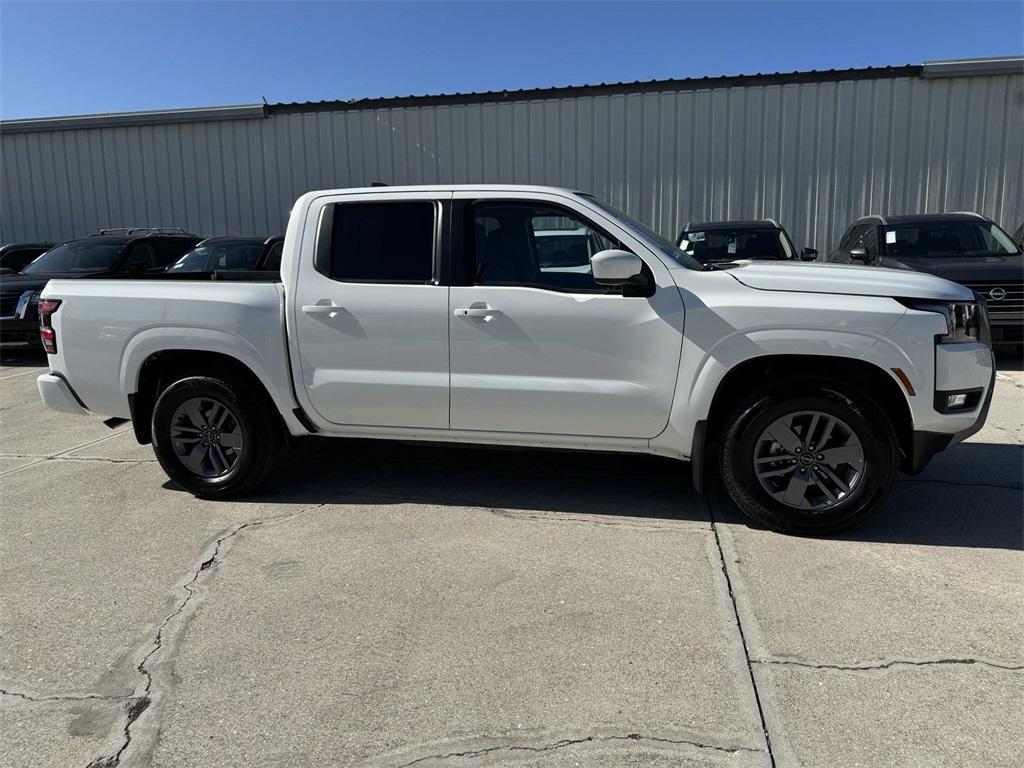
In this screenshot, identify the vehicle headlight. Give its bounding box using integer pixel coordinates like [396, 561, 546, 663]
[899, 298, 985, 344]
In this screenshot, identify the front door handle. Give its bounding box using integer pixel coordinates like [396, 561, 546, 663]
[302, 301, 345, 317]
[454, 306, 501, 320]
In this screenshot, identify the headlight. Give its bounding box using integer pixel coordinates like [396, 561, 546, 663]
[899, 298, 985, 344]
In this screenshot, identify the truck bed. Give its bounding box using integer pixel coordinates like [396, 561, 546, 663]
[42, 278, 294, 421]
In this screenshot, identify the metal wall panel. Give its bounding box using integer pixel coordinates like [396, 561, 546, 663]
[2, 72, 1022, 252]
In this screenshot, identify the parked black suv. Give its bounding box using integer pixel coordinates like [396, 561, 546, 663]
[677, 219, 817, 264]
[1011, 222, 1024, 250]
[0, 228, 200, 345]
[166, 235, 284, 274]
[0, 242, 54, 274]
[827, 213, 1023, 346]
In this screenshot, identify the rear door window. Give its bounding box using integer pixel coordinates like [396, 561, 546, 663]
[319, 201, 435, 283]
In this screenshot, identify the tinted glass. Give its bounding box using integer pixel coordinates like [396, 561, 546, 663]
[22, 240, 125, 274]
[0, 247, 46, 272]
[883, 221, 1020, 257]
[168, 243, 264, 272]
[262, 241, 284, 271]
[838, 225, 859, 251]
[860, 225, 879, 257]
[584, 195, 702, 270]
[472, 203, 616, 292]
[327, 201, 434, 282]
[679, 228, 788, 263]
[124, 243, 158, 272]
[153, 239, 198, 267]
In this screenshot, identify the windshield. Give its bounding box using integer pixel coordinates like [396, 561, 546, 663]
[168, 243, 264, 272]
[22, 240, 124, 274]
[883, 221, 1020, 258]
[679, 228, 791, 263]
[583, 196, 703, 270]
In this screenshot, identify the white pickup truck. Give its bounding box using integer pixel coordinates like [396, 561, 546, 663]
[36, 185, 994, 533]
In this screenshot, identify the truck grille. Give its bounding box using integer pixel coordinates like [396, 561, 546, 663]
[962, 282, 1024, 315]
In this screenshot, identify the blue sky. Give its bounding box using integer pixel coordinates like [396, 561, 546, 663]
[1, 1, 1021, 120]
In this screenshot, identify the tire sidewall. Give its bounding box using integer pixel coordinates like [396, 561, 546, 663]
[151, 376, 265, 495]
[722, 386, 897, 533]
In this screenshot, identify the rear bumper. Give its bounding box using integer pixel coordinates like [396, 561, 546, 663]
[37, 373, 89, 415]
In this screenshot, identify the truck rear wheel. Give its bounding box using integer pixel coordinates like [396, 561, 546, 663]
[151, 374, 281, 498]
[718, 381, 899, 533]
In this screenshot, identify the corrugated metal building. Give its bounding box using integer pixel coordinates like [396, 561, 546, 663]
[1, 57, 1022, 252]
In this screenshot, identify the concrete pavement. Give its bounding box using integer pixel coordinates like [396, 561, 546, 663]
[1, 348, 1021, 767]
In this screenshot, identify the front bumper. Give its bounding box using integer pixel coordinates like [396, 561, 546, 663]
[904, 341, 996, 473]
[37, 373, 89, 415]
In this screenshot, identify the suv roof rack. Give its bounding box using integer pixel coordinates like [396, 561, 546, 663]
[950, 211, 985, 218]
[94, 227, 198, 237]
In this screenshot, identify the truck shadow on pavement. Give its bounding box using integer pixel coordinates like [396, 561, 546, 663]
[210, 436, 1022, 552]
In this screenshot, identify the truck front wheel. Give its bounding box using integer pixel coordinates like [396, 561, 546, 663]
[719, 382, 899, 533]
[151, 374, 282, 498]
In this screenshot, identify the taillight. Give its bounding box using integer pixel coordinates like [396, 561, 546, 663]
[38, 299, 61, 354]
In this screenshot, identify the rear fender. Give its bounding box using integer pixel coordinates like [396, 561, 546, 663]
[119, 327, 306, 435]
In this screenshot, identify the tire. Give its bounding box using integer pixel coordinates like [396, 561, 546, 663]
[151, 374, 283, 498]
[718, 380, 898, 534]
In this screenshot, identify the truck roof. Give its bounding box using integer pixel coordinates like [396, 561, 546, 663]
[300, 184, 589, 197]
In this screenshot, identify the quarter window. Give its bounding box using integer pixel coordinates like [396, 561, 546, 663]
[322, 201, 435, 283]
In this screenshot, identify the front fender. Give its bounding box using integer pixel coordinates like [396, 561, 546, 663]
[650, 285, 911, 459]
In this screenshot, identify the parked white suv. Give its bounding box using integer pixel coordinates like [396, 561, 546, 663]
[36, 186, 994, 533]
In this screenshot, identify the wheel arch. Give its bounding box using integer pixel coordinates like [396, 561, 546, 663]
[129, 348, 303, 444]
[701, 354, 914, 479]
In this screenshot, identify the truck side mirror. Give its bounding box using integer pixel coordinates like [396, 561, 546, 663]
[591, 249, 643, 284]
[850, 246, 872, 264]
[799, 247, 818, 262]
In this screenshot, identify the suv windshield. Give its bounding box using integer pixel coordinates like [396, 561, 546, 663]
[583, 196, 702, 270]
[679, 228, 792, 263]
[22, 240, 125, 274]
[168, 243, 264, 273]
[883, 221, 1020, 258]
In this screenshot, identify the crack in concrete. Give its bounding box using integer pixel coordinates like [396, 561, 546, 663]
[41, 455, 158, 465]
[81, 467, 390, 767]
[0, 688, 130, 703]
[705, 499, 777, 768]
[394, 732, 762, 767]
[753, 656, 1024, 673]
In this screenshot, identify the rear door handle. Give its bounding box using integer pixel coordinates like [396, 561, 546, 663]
[302, 301, 345, 317]
[454, 307, 501, 319]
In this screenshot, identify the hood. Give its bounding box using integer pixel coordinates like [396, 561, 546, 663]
[880, 254, 1024, 283]
[724, 260, 973, 301]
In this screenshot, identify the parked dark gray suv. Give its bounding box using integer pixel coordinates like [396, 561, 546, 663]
[1, 228, 200, 345]
[827, 213, 1023, 347]
[677, 219, 817, 265]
